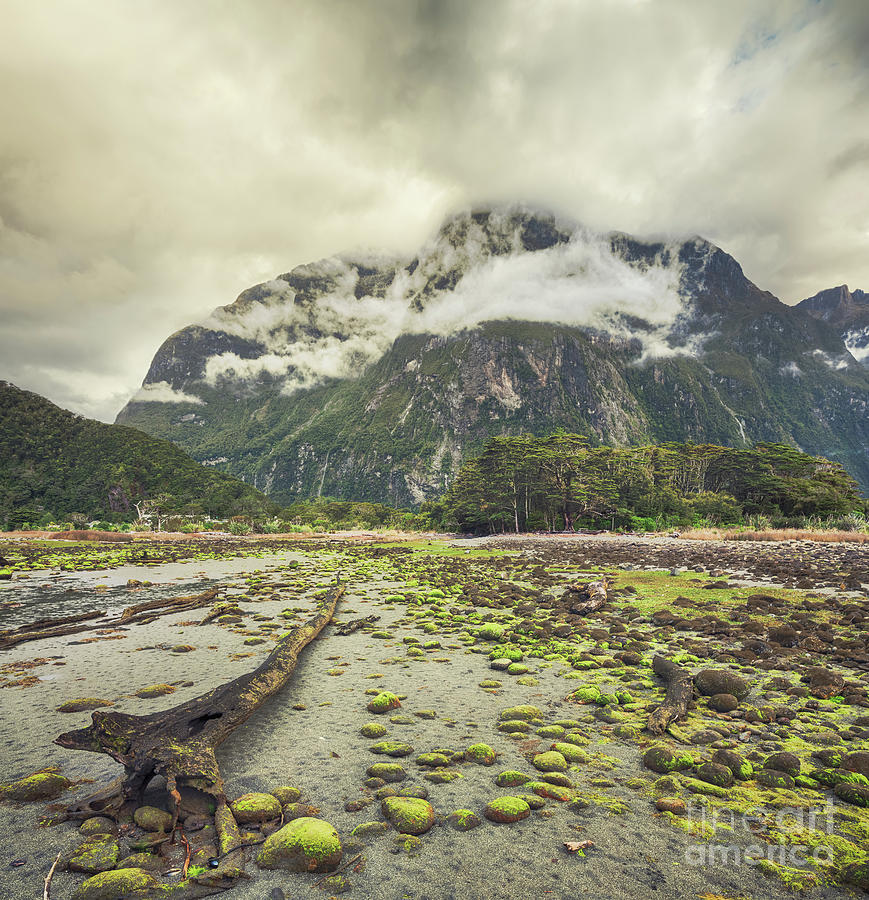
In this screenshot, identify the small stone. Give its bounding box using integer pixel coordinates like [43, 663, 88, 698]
[0, 770, 71, 802]
[79, 817, 117, 837]
[655, 797, 686, 814]
[708, 693, 739, 712]
[133, 806, 173, 833]
[367, 692, 401, 714]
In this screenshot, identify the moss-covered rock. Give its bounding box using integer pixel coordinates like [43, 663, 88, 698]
[80, 817, 117, 837]
[694, 762, 734, 788]
[360, 722, 388, 738]
[763, 752, 801, 777]
[536, 725, 566, 739]
[0, 769, 71, 802]
[532, 751, 568, 773]
[256, 817, 342, 872]
[366, 763, 406, 783]
[69, 836, 120, 874]
[834, 783, 869, 807]
[711, 749, 753, 781]
[381, 796, 435, 835]
[132, 806, 172, 833]
[495, 770, 531, 788]
[134, 684, 175, 699]
[416, 752, 451, 768]
[497, 720, 531, 734]
[367, 692, 402, 714]
[566, 685, 602, 704]
[447, 809, 482, 831]
[465, 743, 496, 765]
[552, 742, 588, 764]
[230, 792, 281, 824]
[350, 821, 389, 839]
[270, 785, 302, 805]
[56, 698, 114, 713]
[477, 623, 505, 641]
[695, 669, 750, 700]
[756, 769, 796, 790]
[498, 705, 543, 721]
[484, 796, 531, 823]
[70, 868, 156, 900]
[114, 853, 163, 872]
[642, 746, 695, 774]
[370, 741, 414, 758]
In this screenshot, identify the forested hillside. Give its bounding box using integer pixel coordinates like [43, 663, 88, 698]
[0, 381, 278, 528]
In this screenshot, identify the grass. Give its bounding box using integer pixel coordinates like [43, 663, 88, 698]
[681, 527, 869, 543]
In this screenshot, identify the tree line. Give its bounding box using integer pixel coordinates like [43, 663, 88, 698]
[437, 433, 866, 534]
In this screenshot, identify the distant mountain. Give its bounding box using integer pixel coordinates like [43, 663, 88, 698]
[797, 284, 869, 365]
[0, 381, 277, 528]
[116, 206, 869, 501]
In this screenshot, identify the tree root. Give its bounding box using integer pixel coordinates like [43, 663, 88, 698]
[647, 655, 694, 734]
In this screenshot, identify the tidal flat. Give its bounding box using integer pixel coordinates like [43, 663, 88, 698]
[0, 533, 867, 900]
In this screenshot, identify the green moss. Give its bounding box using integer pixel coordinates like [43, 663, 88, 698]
[756, 860, 818, 892]
[0, 769, 70, 802]
[381, 796, 435, 835]
[567, 685, 602, 704]
[495, 770, 531, 788]
[360, 722, 388, 738]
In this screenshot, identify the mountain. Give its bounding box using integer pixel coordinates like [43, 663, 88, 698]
[0, 381, 277, 528]
[796, 284, 869, 365]
[116, 206, 869, 502]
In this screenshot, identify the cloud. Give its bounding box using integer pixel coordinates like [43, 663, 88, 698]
[199, 210, 704, 393]
[0, 0, 867, 419]
[133, 382, 204, 405]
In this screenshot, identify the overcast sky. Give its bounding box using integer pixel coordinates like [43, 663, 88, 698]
[2, 0, 868, 421]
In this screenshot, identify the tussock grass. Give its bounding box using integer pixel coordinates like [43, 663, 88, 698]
[681, 527, 869, 543]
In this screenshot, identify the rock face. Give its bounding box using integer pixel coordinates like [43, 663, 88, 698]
[117, 206, 869, 501]
[797, 284, 869, 366]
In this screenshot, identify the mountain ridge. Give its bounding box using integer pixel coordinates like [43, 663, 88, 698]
[116, 206, 869, 501]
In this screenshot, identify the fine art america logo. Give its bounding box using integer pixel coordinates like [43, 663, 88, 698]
[683, 801, 836, 867]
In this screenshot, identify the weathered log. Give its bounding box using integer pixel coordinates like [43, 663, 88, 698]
[647, 655, 694, 734]
[51, 582, 342, 891]
[334, 614, 380, 635]
[118, 588, 219, 623]
[15, 610, 106, 632]
[563, 578, 609, 614]
[56, 582, 342, 882]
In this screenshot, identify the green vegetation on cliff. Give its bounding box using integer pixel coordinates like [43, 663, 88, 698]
[0, 381, 278, 529]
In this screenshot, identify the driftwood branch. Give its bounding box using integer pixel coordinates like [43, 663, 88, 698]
[647, 655, 694, 734]
[43, 851, 61, 900]
[334, 615, 380, 635]
[0, 587, 220, 650]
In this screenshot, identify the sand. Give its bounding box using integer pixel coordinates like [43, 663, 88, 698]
[0, 536, 864, 900]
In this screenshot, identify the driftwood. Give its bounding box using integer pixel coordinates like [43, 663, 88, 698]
[0, 587, 220, 650]
[54, 582, 344, 892]
[562, 578, 609, 614]
[334, 615, 380, 635]
[647, 655, 694, 734]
